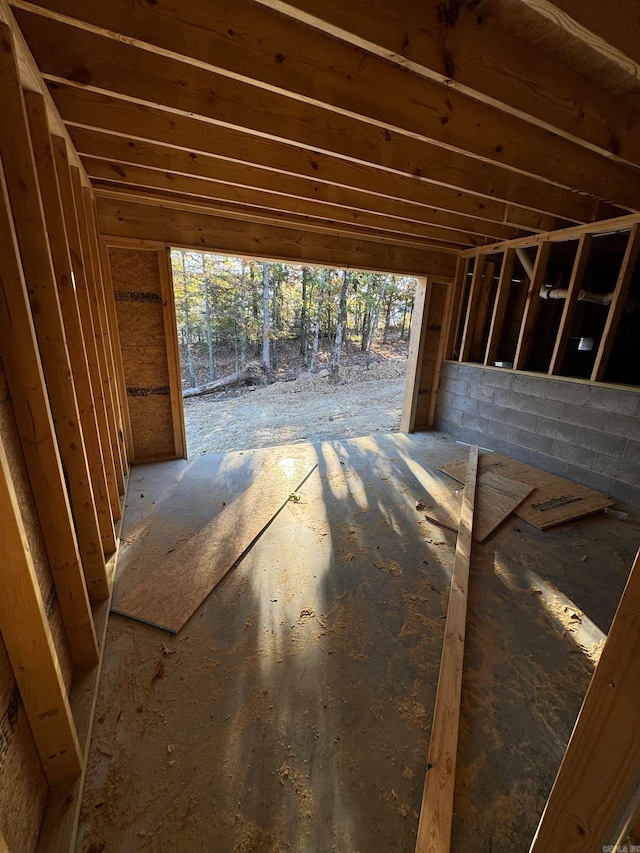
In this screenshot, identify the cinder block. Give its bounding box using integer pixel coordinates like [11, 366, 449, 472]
[512, 373, 550, 398]
[563, 463, 613, 496]
[455, 363, 484, 383]
[440, 376, 470, 397]
[498, 405, 539, 432]
[493, 387, 529, 410]
[528, 451, 569, 479]
[551, 439, 595, 469]
[516, 429, 554, 455]
[588, 385, 640, 416]
[461, 412, 489, 433]
[522, 396, 564, 419]
[454, 394, 479, 415]
[605, 411, 640, 439]
[543, 378, 591, 406]
[592, 453, 640, 484]
[536, 417, 579, 443]
[623, 439, 640, 465]
[480, 368, 513, 390]
[560, 401, 607, 431]
[609, 479, 640, 509]
[574, 427, 626, 457]
[468, 383, 495, 403]
[484, 418, 519, 444]
[496, 439, 532, 465]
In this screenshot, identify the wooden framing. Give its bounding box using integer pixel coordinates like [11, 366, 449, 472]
[401, 278, 431, 434]
[0, 423, 82, 785]
[0, 21, 109, 601]
[591, 224, 640, 381]
[158, 247, 187, 460]
[415, 444, 478, 852]
[459, 254, 486, 362]
[548, 232, 593, 374]
[484, 248, 516, 366]
[513, 242, 551, 371]
[530, 548, 640, 851]
[51, 135, 122, 521]
[24, 89, 117, 557]
[0, 158, 98, 670]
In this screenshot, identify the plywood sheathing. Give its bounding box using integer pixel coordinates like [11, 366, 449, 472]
[77, 433, 640, 851]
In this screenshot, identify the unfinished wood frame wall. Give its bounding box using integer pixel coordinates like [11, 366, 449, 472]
[447, 213, 640, 386]
[101, 238, 187, 464]
[0, 20, 128, 852]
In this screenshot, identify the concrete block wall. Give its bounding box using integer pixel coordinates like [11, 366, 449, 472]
[434, 361, 640, 508]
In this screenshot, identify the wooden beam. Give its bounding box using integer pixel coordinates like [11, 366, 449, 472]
[548, 232, 593, 374]
[415, 444, 478, 852]
[51, 135, 121, 522]
[591, 224, 640, 381]
[444, 258, 469, 360]
[0, 22, 109, 601]
[484, 248, 516, 366]
[48, 82, 579, 231]
[401, 278, 431, 434]
[96, 197, 458, 278]
[71, 169, 126, 496]
[95, 185, 468, 252]
[12, 3, 640, 212]
[469, 260, 496, 362]
[530, 548, 640, 851]
[84, 159, 491, 248]
[513, 242, 552, 370]
[98, 239, 133, 463]
[250, 0, 639, 163]
[157, 247, 187, 460]
[459, 254, 486, 362]
[82, 183, 128, 490]
[90, 194, 130, 474]
[0, 157, 98, 671]
[427, 281, 455, 428]
[515, 0, 639, 80]
[73, 128, 525, 242]
[0, 421, 82, 785]
[0, 0, 88, 177]
[23, 89, 116, 557]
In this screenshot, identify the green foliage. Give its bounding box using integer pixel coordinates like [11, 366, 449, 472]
[170, 250, 416, 372]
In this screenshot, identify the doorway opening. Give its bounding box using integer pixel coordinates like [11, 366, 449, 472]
[169, 250, 418, 456]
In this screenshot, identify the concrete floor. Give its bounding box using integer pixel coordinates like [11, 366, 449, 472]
[76, 432, 640, 853]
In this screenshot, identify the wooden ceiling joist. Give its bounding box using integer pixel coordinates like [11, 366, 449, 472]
[12, 6, 637, 216]
[97, 196, 458, 278]
[6, 0, 639, 256]
[73, 128, 527, 242]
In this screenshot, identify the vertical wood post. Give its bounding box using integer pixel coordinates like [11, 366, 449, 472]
[591, 224, 640, 381]
[459, 255, 486, 362]
[484, 248, 516, 366]
[0, 424, 82, 785]
[0, 157, 98, 671]
[549, 232, 592, 374]
[23, 90, 116, 557]
[530, 548, 640, 851]
[51, 136, 121, 521]
[401, 277, 431, 433]
[0, 23, 109, 601]
[514, 241, 551, 370]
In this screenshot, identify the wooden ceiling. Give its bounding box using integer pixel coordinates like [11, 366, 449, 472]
[8, 0, 640, 256]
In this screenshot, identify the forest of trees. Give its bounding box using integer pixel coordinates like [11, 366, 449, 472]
[170, 250, 417, 388]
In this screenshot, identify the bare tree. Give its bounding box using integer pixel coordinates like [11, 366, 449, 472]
[181, 251, 197, 387]
[262, 261, 271, 372]
[330, 270, 350, 382]
[310, 269, 327, 373]
[201, 255, 215, 381]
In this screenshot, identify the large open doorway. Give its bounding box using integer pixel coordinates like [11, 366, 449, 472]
[170, 250, 419, 456]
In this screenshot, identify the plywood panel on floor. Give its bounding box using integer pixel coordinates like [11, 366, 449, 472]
[440, 453, 613, 529]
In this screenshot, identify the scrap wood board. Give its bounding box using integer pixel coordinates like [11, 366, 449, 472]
[440, 453, 614, 530]
[424, 471, 533, 542]
[112, 450, 317, 633]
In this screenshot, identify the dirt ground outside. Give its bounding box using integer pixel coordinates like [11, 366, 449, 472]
[182, 340, 409, 457]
